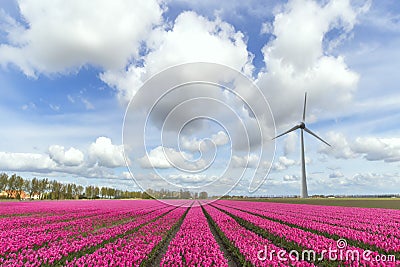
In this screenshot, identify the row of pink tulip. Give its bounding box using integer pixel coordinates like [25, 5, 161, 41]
[0, 201, 172, 266]
[0, 200, 122, 216]
[0, 201, 166, 255]
[221, 200, 400, 238]
[161, 206, 228, 267]
[2, 199, 397, 267]
[0, 208, 152, 254]
[214, 203, 400, 267]
[0, 200, 166, 232]
[203, 204, 315, 267]
[226, 201, 400, 233]
[0, 200, 169, 230]
[0, 202, 164, 232]
[0, 209, 100, 231]
[66, 206, 187, 267]
[218, 201, 400, 252]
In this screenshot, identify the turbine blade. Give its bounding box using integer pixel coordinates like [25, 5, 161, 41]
[303, 127, 331, 147]
[272, 125, 300, 140]
[302, 92, 307, 122]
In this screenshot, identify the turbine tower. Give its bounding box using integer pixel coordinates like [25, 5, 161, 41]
[273, 92, 331, 198]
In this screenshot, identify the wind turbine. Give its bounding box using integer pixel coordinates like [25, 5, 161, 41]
[273, 92, 331, 198]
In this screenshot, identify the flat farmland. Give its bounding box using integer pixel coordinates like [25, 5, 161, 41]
[238, 198, 400, 209]
[0, 200, 399, 266]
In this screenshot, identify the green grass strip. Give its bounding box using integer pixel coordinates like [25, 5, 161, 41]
[217, 203, 400, 260]
[201, 204, 253, 267]
[140, 205, 191, 267]
[212, 204, 343, 267]
[44, 206, 178, 267]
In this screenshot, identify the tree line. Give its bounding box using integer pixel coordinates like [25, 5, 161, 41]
[0, 173, 208, 200]
[0, 173, 152, 200]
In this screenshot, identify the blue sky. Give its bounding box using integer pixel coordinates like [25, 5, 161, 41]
[0, 0, 399, 196]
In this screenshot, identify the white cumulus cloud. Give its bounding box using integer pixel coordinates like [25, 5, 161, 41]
[319, 132, 356, 159]
[257, 0, 367, 127]
[101, 11, 254, 103]
[0, 152, 56, 172]
[88, 137, 125, 168]
[48, 145, 84, 166]
[137, 146, 207, 170]
[352, 137, 400, 162]
[329, 170, 344, 178]
[283, 174, 299, 181]
[232, 154, 260, 168]
[320, 132, 400, 163]
[180, 131, 229, 151]
[273, 156, 296, 171]
[283, 131, 297, 156]
[0, 0, 164, 76]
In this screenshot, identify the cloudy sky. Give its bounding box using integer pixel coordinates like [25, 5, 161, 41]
[0, 0, 399, 196]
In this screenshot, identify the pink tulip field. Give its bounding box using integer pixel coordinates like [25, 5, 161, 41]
[0, 200, 399, 266]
